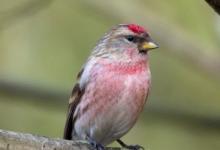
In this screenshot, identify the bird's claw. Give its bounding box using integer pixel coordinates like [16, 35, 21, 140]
[124, 144, 144, 150]
[117, 139, 144, 150]
[88, 138, 105, 150]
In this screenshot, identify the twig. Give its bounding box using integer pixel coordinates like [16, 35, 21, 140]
[0, 129, 123, 150]
[205, 0, 220, 14]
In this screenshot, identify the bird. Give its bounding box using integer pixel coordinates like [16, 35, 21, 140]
[63, 24, 158, 150]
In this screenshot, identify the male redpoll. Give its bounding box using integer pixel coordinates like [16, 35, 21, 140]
[64, 24, 158, 150]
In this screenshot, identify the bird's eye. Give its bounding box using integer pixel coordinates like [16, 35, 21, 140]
[126, 36, 135, 42]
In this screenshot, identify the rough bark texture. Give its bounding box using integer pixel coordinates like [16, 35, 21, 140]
[0, 129, 122, 150]
[206, 0, 220, 14]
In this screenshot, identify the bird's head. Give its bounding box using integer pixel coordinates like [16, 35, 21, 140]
[92, 24, 158, 61]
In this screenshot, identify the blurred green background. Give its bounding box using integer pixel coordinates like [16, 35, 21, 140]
[0, 0, 220, 150]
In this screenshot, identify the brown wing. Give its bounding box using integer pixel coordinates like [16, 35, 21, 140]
[63, 69, 84, 140]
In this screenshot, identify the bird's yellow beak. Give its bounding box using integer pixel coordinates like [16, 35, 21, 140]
[141, 41, 159, 51]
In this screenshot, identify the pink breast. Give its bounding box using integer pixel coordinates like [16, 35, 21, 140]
[84, 59, 150, 118]
[75, 60, 151, 144]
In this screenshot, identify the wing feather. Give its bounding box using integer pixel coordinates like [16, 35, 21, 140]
[63, 69, 85, 140]
[63, 59, 96, 140]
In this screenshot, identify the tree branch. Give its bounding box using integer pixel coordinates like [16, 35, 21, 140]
[0, 129, 122, 150]
[205, 0, 220, 15]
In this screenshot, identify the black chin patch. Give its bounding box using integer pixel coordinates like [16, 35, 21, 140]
[139, 50, 147, 54]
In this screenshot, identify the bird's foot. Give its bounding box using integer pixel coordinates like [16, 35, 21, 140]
[123, 144, 144, 150]
[88, 138, 105, 150]
[117, 139, 144, 150]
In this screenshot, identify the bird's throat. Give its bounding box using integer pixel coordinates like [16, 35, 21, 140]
[100, 59, 149, 74]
